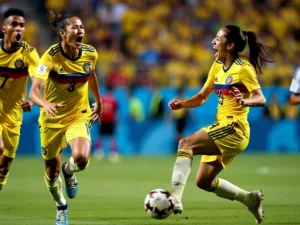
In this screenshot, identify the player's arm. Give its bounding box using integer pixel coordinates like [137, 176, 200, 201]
[88, 69, 102, 122]
[29, 78, 65, 117]
[21, 49, 40, 112]
[169, 63, 215, 110]
[289, 93, 300, 105]
[289, 69, 300, 105]
[233, 64, 266, 107]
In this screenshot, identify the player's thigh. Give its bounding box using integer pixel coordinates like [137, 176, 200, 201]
[1, 124, 20, 159]
[40, 126, 67, 160]
[66, 122, 91, 158]
[195, 160, 223, 188]
[180, 129, 221, 155]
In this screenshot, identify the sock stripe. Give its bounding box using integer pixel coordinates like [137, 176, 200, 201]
[177, 149, 193, 159]
[206, 178, 220, 192]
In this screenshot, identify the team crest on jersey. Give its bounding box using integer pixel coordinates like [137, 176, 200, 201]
[225, 75, 233, 84]
[83, 62, 91, 73]
[14, 59, 24, 68]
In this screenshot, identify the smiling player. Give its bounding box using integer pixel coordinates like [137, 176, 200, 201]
[0, 8, 39, 191]
[29, 11, 102, 225]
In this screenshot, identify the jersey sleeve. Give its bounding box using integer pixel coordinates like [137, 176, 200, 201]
[239, 64, 261, 92]
[203, 62, 217, 89]
[27, 49, 40, 77]
[290, 68, 300, 94]
[91, 50, 98, 71]
[35, 53, 54, 81]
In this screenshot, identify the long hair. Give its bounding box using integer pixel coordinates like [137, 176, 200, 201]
[225, 25, 273, 74]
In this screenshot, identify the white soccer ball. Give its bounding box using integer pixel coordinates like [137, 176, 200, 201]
[144, 188, 174, 219]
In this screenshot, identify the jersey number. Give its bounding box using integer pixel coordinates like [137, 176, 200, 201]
[0, 74, 9, 88]
[217, 91, 224, 105]
[67, 81, 76, 92]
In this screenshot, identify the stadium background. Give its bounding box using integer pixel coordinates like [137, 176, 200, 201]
[1, 1, 300, 225]
[2, 0, 299, 155]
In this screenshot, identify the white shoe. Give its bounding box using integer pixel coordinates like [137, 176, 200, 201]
[248, 190, 264, 224]
[169, 196, 183, 214]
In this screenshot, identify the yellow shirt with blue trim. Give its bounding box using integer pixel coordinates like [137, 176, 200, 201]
[35, 43, 98, 128]
[204, 58, 261, 138]
[0, 39, 39, 126]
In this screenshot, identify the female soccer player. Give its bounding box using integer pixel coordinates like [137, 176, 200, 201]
[29, 11, 102, 225]
[168, 25, 271, 224]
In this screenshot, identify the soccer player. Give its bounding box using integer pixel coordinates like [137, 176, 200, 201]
[289, 60, 300, 104]
[168, 25, 272, 224]
[0, 8, 39, 191]
[29, 11, 102, 225]
[94, 84, 119, 162]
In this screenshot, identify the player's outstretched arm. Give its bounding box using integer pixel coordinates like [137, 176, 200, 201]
[88, 70, 102, 123]
[169, 85, 213, 110]
[289, 93, 300, 105]
[29, 78, 65, 117]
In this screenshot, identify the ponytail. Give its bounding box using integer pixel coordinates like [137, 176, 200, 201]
[246, 31, 273, 74]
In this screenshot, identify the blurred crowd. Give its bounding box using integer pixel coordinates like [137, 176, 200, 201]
[1, 0, 300, 88]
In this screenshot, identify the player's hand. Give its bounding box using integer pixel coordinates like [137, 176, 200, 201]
[21, 99, 33, 112]
[168, 99, 184, 110]
[42, 100, 66, 118]
[91, 102, 102, 124]
[230, 87, 244, 105]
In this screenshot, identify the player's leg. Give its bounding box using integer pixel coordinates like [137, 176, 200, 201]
[0, 124, 20, 191]
[196, 160, 264, 224]
[108, 123, 119, 163]
[40, 126, 68, 225]
[170, 129, 221, 212]
[44, 156, 68, 225]
[62, 122, 91, 199]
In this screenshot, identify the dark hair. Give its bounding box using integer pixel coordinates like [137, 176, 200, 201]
[3, 8, 25, 20]
[48, 10, 76, 40]
[224, 25, 272, 74]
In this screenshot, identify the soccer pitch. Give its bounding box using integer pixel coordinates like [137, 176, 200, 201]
[1, 155, 299, 225]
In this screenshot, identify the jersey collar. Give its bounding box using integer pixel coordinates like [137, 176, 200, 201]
[0, 39, 21, 54]
[59, 42, 82, 61]
[222, 57, 237, 73]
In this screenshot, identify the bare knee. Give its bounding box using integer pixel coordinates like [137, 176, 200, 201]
[178, 137, 191, 150]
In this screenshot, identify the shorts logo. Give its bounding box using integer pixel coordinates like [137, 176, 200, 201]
[14, 59, 24, 68]
[83, 62, 91, 73]
[225, 75, 233, 84]
[37, 64, 47, 75]
[42, 147, 47, 156]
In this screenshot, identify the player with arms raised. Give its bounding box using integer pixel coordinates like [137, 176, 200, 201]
[168, 25, 272, 224]
[0, 8, 39, 191]
[29, 11, 102, 225]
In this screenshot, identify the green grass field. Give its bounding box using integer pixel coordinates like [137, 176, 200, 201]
[1, 155, 299, 225]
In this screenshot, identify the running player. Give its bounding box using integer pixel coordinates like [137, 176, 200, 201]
[0, 8, 39, 191]
[29, 11, 102, 225]
[168, 25, 272, 224]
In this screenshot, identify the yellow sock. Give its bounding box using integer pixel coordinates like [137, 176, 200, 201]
[0, 172, 9, 191]
[170, 149, 193, 202]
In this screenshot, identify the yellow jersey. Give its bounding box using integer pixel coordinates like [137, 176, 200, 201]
[0, 40, 39, 126]
[35, 43, 98, 128]
[204, 58, 261, 138]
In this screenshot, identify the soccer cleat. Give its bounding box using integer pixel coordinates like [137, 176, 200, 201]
[56, 205, 68, 225]
[248, 190, 264, 224]
[169, 196, 183, 214]
[62, 162, 78, 199]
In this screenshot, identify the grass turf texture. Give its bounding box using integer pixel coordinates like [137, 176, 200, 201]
[0, 155, 299, 225]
